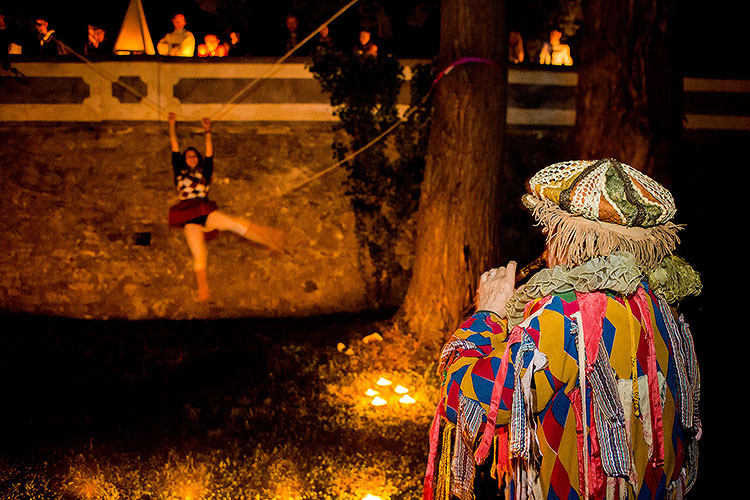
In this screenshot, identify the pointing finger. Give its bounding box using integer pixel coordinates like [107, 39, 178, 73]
[505, 261, 517, 282]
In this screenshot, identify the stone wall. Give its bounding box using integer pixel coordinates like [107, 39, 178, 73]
[0, 120, 386, 320]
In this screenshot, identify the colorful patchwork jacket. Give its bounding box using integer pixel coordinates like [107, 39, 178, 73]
[424, 280, 701, 500]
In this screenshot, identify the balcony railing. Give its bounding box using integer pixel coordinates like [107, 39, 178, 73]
[1, 57, 748, 130]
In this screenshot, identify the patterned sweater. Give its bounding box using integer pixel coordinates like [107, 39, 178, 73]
[172, 151, 213, 201]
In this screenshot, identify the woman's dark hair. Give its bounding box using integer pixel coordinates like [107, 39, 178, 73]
[182, 146, 204, 169]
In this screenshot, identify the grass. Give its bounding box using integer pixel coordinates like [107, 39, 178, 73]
[0, 313, 440, 500]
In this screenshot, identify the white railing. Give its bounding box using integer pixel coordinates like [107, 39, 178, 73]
[1, 59, 747, 130]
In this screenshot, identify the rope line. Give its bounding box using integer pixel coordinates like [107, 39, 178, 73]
[258, 91, 427, 203]
[210, 0, 360, 122]
[56, 39, 166, 114]
[260, 57, 501, 202]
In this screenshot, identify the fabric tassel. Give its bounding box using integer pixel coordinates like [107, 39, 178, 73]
[634, 288, 665, 466]
[496, 427, 511, 476]
[453, 394, 484, 500]
[436, 422, 455, 500]
[475, 328, 524, 464]
[490, 434, 498, 480]
[625, 301, 641, 418]
[423, 400, 445, 500]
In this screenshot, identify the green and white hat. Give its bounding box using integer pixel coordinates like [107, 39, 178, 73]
[522, 158, 681, 270]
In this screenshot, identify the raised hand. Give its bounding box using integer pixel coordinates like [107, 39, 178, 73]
[475, 261, 517, 317]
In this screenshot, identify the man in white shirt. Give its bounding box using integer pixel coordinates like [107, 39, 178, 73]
[539, 29, 573, 66]
[157, 13, 195, 57]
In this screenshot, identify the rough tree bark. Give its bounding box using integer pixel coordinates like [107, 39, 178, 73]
[396, 0, 507, 354]
[572, 0, 682, 185]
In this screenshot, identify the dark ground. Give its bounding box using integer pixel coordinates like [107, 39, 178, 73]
[0, 309, 401, 454]
[1, 308, 437, 499]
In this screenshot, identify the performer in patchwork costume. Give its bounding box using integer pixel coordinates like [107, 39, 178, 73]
[424, 159, 702, 500]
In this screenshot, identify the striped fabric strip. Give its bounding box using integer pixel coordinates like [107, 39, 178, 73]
[589, 339, 634, 481]
[509, 334, 536, 456]
[677, 315, 701, 432]
[436, 422, 454, 500]
[656, 297, 693, 430]
[452, 393, 486, 500]
[677, 314, 702, 494]
[439, 338, 479, 372]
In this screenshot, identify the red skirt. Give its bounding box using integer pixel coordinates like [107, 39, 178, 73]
[168, 198, 220, 240]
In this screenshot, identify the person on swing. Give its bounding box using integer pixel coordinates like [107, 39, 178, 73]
[167, 112, 285, 302]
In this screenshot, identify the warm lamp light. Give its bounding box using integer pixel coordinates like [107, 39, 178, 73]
[394, 385, 408, 394]
[362, 495, 385, 500]
[371, 396, 387, 406]
[376, 378, 392, 386]
[399, 395, 416, 404]
[365, 388, 379, 396]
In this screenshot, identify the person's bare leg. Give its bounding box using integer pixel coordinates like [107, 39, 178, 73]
[184, 223, 210, 302]
[206, 211, 285, 253]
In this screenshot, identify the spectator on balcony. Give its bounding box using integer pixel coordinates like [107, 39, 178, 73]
[316, 24, 333, 50]
[0, 12, 8, 53]
[0, 12, 22, 55]
[222, 29, 244, 56]
[539, 29, 573, 66]
[353, 29, 377, 58]
[84, 24, 106, 55]
[509, 30, 524, 64]
[35, 18, 64, 56]
[157, 13, 195, 57]
[197, 34, 226, 57]
[284, 14, 301, 54]
[358, 0, 391, 47]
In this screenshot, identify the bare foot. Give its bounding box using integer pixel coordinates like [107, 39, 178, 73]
[244, 223, 286, 254]
[196, 286, 210, 303]
[195, 269, 210, 302]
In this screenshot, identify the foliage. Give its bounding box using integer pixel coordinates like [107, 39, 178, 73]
[309, 45, 435, 307]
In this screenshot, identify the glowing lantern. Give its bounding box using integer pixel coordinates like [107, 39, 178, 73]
[399, 394, 416, 404]
[376, 378, 392, 386]
[371, 396, 387, 406]
[113, 0, 155, 55]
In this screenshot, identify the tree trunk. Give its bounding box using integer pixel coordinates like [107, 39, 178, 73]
[396, 0, 506, 354]
[572, 0, 681, 185]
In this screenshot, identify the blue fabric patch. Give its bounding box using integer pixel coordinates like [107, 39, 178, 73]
[562, 320, 579, 360]
[472, 368, 497, 403]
